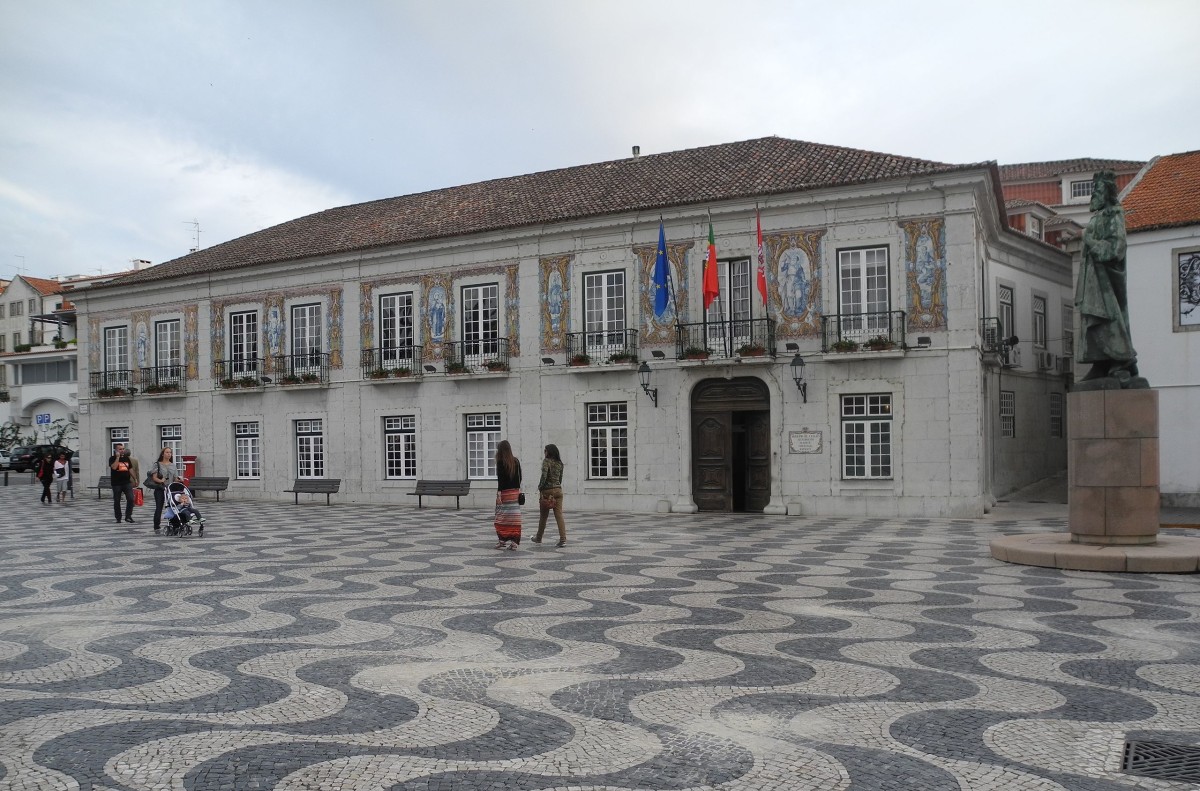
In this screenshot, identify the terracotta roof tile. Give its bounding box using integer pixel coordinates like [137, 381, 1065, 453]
[998, 158, 1145, 182]
[1124, 150, 1200, 233]
[20, 276, 63, 296]
[107, 137, 988, 286]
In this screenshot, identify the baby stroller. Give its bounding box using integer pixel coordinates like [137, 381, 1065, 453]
[164, 481, 206, 537]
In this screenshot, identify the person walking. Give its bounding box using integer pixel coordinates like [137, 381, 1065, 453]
[533, 444, 567, 547]
[126, 446, 142, 505]
[493, 440, 523, 550]
[53, 452, 70, 502]
[109, 444, 136, 523]
[36, 451, 55, 505]
[148, 447, 179, 533]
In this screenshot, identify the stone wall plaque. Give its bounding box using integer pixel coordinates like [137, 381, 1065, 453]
[789, 431, 822, 454]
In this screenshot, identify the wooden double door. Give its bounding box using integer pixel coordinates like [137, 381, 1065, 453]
[691, 377, 771, 512]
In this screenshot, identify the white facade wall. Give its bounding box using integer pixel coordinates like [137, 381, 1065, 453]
[74, 174, 1070, 517]
[1126, 225, 1200, 505]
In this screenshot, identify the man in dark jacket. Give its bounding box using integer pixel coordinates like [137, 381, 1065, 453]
[109, 444, 135, 524]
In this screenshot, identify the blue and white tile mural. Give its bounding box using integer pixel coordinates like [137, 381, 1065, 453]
[540, 255, 571, 353]
[638, 241, 693, 344]
[902, 218, 948, 332]
[765, 230, 824, 339]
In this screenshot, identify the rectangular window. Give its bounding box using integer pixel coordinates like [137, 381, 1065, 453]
[1070, 180, 1093, 199]
[155, 319, 182, 383]
[12, 332, 19, 347]
[1062, 303, 1075, 358]
[584, 271, 626, 355]
[465, 413, 501, 479]
[109, 427, 130, 456]
[291, 303, 322, 367]
[1179, 250, 1200, 329]
[1027, 216, 1042, 240]
[10, 301, 22, 317]
[230, 311, 260, 375]
[461, 283, 499, 364]
[998, 285, 1014, 340]
[379, 292, 415, 365]
[588, 402, 629, 479]
[837, 247, 890, 339]
[160, 424, 183, 461]
[841, 394, 892, 479]
[0, 304, 5, 319]
[234, 422, 260, 479]
[1000, 390, 1016, 438]
[705, 258, 753, 350]
[102, 326, 130, 389]
[19, 361, 73, 384]
[28, 298, 37, 313]
[1033, 296, 1047, 349]
[0, 336, 5, 352]
[295, 419, 324, 478]
[384, 416, 417, 479]
[1049, 393, 1064, 438]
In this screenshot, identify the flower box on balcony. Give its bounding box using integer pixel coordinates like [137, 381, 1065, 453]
[569, 354, 591, 366]
[682, 346, 711, 361]
[445, 362, 469, 375]
[142, 383, 181, 395]
[863, 335, 896, 352]
[484, 361, 510, 372]
[608, 352, 637, 364]
[97, 387, 129, 398]
[737, 344, 767, 357]
[830, 339, 860, 353]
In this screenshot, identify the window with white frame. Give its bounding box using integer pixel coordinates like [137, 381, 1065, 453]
[291, 303, 322, 368]
[1000, 390, 1016, 438]
[1062, 303, 1075, 358]
[10, 301, 22, 317]
[295, 419, 324, 478]
[103, 326, 130, 389]
[160, 424, 183, 461]
[837, 247, 890, 340]
[841, 394, 892, 479]
[1032, 296, 1047, 349]
[27, 298, 36, 313]
[1027, 216, 1042, 240]
[234, 422, 260, 479]
[11, 332, 19, 347]
[379, 292, 415, 366]
[384, 416, 417, 479]
[465, 412, 501, 479]
[705, 258, 753, 351]
[155, 319, 182, 382]
[1070, 180, 1093, 199]
[461, 284, 500, 364]
[230, 311, 259, 375]
[0, 304, 5, 319]
[109, 427, 130, 456]
[1049, 393, 1063, 438]
[587, 402, 629, 479]
[998, 285, 1014, 339]
[584, 271, 626, 356]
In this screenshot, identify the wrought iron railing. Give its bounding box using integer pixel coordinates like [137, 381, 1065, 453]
[565, 329, 639, 363]
[90, 369, 136, 398]
[821, 311, 906, 352]
[139, 364, 187, 395]
[272, 352, 331, 385]
[361, 346, 424, 379]
[674, 317, 776, 359]
[214, 358, 267, 388]
[442, 338, 511, 373]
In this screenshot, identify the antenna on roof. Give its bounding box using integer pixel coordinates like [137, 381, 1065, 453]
[183, 219, 201, 253]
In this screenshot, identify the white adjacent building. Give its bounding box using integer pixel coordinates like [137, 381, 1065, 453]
[73, 138, 1071, 516]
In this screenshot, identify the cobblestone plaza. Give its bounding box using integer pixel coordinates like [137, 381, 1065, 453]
[1, 483, 1198, 790]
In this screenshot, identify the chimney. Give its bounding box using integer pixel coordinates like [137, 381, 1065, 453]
[132, 259, 151, 270]
[632, 145, 640, 159]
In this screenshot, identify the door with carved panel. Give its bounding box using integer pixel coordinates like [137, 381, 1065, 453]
[690, 377, 771, 513]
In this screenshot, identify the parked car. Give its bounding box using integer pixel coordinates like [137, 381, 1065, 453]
[0, 448, 10, 470]
[8, 444, 77, 473]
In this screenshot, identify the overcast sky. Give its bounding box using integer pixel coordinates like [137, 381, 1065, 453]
[2, 0, 1197, 281]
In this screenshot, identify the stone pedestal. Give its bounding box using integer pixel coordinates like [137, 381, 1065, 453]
[1067, 389, 1159, 545]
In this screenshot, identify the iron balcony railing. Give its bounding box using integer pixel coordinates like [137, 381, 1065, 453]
[139, 364, 187, 394]
[272, 352, 331, 385]
[675, 317, 777, 359]
[821, 310, 906, 352]
[214, 357, 268, 388]
[442, 338, 511, 373]
[361, 345, 424, 379]
[565, 329, 639, 363]
[90, 369, 136, 398]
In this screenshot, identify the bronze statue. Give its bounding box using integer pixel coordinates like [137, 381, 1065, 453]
[1075, 170, 1147, 389]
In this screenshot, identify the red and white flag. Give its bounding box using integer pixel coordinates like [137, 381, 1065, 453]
[755, 210, 768, 307]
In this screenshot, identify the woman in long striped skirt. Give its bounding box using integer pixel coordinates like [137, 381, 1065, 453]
[494, 439, 523, 550]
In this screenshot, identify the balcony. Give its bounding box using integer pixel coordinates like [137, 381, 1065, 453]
[215, 358, 269, 390]
[821, 311, 906, 354]
[674, 318, 777, 361]
[361, 346, 424, 381]
[565, 330, 639, 366]
[138, 364, 187, 396]
[272, 352, 331, 386]
[90, 370, 136, 399]
[442, 338, 511, 374]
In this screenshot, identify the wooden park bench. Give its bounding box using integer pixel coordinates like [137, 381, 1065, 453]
[284, 478, 341, 505]
[187, 476, 231, 501]
[96, 476, 111, 499]
[408, 479, 471, 509]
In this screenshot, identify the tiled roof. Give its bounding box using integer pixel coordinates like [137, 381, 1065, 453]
[106, 137, 989, 287]
[20, 276, 63, 296]
[1004, 199, 1055, 213]
[1124, 150, 1200, 233]
[998, 158, 1145, 182]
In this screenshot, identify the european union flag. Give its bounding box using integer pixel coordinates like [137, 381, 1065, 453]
[653, 221, 670, 318]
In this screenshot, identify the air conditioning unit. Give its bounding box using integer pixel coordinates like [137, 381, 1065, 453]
[983, 326, 999, 352]
[1001, 345, 1022, 368]
[1035, 351, 1056, 370]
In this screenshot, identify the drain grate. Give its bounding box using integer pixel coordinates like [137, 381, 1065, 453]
[1123, 740, 1200, 783]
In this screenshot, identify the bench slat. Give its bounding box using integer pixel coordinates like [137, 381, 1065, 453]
[407, 479, 471, 509]
[283, 479, 342, 505]
[187, 477, 230, 501]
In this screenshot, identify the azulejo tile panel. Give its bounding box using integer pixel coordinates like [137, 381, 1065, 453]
[901, 217, 948, 332]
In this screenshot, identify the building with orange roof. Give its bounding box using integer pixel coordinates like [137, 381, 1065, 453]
[1121, 150, 1200, 507]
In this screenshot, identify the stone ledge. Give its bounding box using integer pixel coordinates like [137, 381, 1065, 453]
[990, 533, 1200, 573]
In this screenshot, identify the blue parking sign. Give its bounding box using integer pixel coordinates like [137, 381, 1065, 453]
[36, 413, 52, 425]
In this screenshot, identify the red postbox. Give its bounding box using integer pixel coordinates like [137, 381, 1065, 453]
[181, 455, 197, 484]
